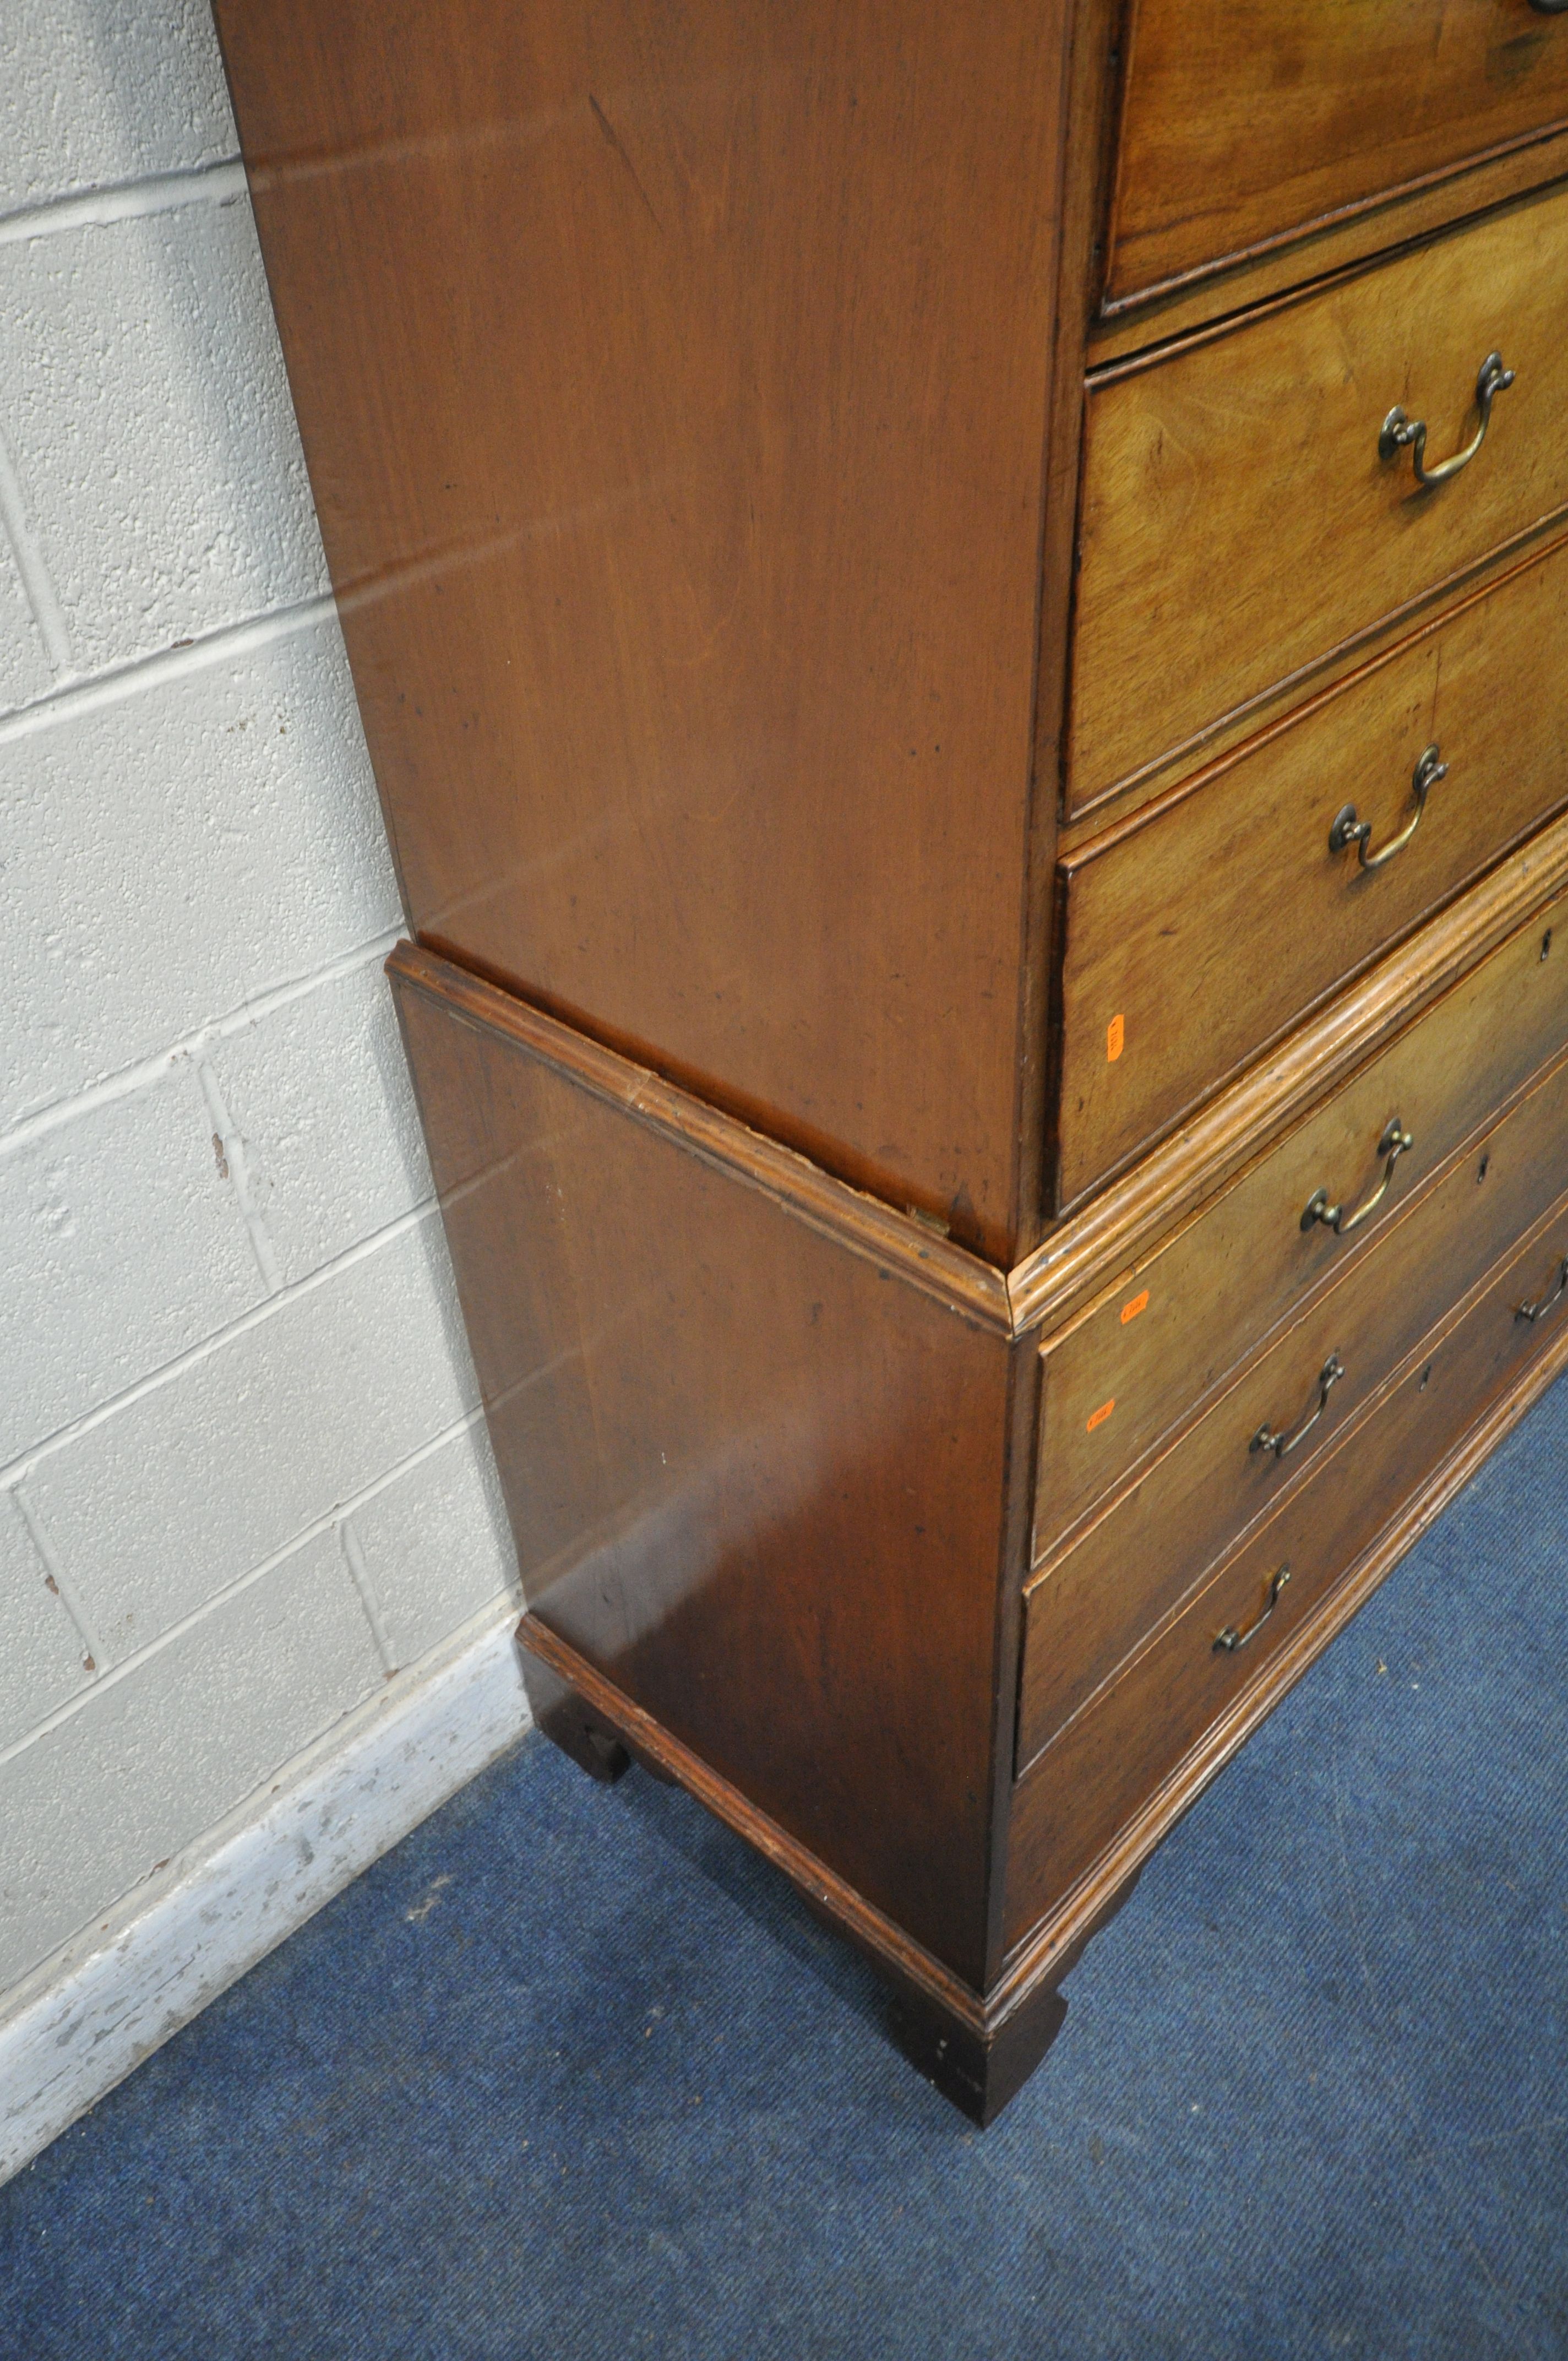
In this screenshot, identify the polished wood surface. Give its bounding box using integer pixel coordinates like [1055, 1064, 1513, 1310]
[520, 1603, 1117, 2128]
[1091, 140, 1568, 368]
[219, 3, 1568, 2119]
[1055, 532, 1568, 1203]
[1071, 180, 1568, 818]
[1009, 1183, 1568, 1947]
[215, 0, 1070, 1265]
[387, 940, 1013, 1333]
[1006, 1298, 1568, 1995]
[1018, 817, 1568, 1335]
[1011, 0, 1127, 1264]
[390, 951, 1020, 1987]
[518, 1612, 994, 2030]
[884, 1973, 1067, 2130]
[1107, 0, 1568, 308]
[1022, 1043, 1568, 1764]
[1034, 874, 1568, 1558]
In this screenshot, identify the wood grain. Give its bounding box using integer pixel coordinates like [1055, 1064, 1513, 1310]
[518, 1612, 992, 2025]
[1106, 0, 1568, 308]
[998, 1296, 1568, 2001]
[1054, 531, 1568, 1205]
[1091, 145, 1568, 369]
[215, 0, 1068, 1264]
[1008, 1179, 1568, 1946]
[388, 941, 1012, 1333]
[1022, 1044, 1568, 1760]
[522, 1608, 1092, 2126]
[1012, 0, 1124, 1261]
[1070, 179, 1568, 817]
[216, 1, 1568, 2116]
[391, 960, 1018, 1987]
[1012, 810, 1568, 1337]
[512, 1238, 1568, 2035]
[1031, 872, 1568, 1553]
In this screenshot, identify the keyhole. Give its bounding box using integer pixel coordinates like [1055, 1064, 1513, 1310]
[1542, 928, 1554, 962]
[1419, 1363, 1434, 1391]
[1477, 1154, 1490, 1183]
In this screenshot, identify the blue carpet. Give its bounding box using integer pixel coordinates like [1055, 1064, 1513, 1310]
[3, 1378, 1567, 2361]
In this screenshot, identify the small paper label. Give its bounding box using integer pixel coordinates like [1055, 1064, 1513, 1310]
[1120, 1289, 1150, 1325]
[1106, 1013, 1125, 1062]
[1086, 1397, 1115, 1433]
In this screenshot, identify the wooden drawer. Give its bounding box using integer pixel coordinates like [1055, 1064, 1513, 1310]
[1022, 1042, 1568, 1766]
[1055, 534, 1568, 1207]
[1008, 1185, 1568, 1949]
[1035, 874, 1568, 1565]
[1106, 0, 1568, 311]
[1070, 179, 1568, 819]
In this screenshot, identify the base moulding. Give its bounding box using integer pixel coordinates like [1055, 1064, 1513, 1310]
[522, 1308, 1568, 2123]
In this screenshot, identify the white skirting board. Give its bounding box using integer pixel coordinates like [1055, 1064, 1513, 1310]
[0, 1601, 533, 2187]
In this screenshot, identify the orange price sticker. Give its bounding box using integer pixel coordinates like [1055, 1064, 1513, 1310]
[1086, 1397, 1115, 1434]
[1106, 1013, 1125, 1063]
[1120, 1288, 1150, 1325]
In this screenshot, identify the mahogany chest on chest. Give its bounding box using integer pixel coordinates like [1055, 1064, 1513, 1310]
[215, 0, 1568, 2118]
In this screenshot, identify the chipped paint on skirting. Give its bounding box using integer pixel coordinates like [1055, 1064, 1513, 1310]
[0, 1603, 530, 2185]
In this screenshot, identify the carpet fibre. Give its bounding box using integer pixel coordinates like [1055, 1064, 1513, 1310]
[3, 1377, 1567, 2360]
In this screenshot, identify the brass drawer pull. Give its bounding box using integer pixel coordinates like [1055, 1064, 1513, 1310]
[1516, 1256, 1568, 1323]
[1380, 352, 1515, 489]
[1251, 1352, 1344, 1461]
[1214, 1563, 1292, 1655]
[1330, 744, 1447, 872]
[1302, 1117, 1413, 1237]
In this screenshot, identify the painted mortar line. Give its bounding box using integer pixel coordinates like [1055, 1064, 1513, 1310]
[0, 591, 338, 748]
[192, 1053, 284, 1295]
[0, 1408, 493, 1774]
[9, 1486, 107, 1675]
[0, 160, 247, 250]
[339, 1517, 400, 1675]
[0, 1199, 443, 1492]
[0, 420, 72, 673]
[0, 927, 403, 1160]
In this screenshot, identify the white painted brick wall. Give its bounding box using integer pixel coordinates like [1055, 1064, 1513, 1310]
[1, 1526, 387, 1992]
[2, 2, 235, 214]
[3, 623, 400, 1124]
[0, 4, 521, 2003]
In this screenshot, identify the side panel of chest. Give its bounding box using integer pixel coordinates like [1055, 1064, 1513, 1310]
[215, 0, 1072, 1262]
[389, 946, 1026, 1992]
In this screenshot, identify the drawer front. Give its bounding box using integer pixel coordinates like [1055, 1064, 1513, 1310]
[1035, 876, 1568, 1565]
[1022, 1043, 1568, 1766]
[1071, 180, 1568, 818]
[1107, 0, 1568, 309]
[1055, 534, 1568, 1209]
[1008, 1190, 1568, 1949]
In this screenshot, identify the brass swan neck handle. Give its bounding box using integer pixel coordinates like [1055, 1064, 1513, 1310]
[1213, 1565, 1292, 1656]
[1330, 743, 1448, 872]
[1380, 352, 1515, 489]
[1302, 1118, 1413, 1238]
